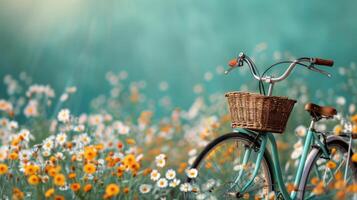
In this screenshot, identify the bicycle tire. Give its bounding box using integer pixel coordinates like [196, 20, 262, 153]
[298, 135, 357, 199]
[186, 132, 275, 199]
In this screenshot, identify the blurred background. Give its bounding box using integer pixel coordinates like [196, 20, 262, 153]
[1, 0, 356, 115]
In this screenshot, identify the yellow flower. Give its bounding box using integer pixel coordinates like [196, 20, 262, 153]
[333, 125, 343, 135]
[310, 177, 319, 185]
[8, 152, 18, 160]
[24, 165, 40, 176]
[334, 180, 346, 190]
[336, 191, 346, 199]
[54, 174, 66, 186]
[352, 153, 357, 163]
[123, 154, 135, 166]
[45, 188, 55, 198]
[84, 146, 97, 161]
[346, 184, 357, 193]
[105, 183, 120, 197]
[351, 114, 357, 124]
[352, 125, 357, 134]
[47, 165, 61, 177]
[326, 161, 337, 169]
[28, 175, 40, 185]
[83, 184, 92, 192]
[83, 163, 96, 174]
[335, 171, 343, 180]
[312, 181, 324, 195]
[126, 138, 136, 145]
[70, 183, 81, 192]
[0, 163, 8, 175]
[68, 173, 76, 179]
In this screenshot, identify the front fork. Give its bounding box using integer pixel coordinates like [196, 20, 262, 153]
[237, 133, 268, 193]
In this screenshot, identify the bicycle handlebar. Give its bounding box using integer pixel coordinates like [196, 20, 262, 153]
[226, 52, 334, 84]
[312, 58, 334, 67]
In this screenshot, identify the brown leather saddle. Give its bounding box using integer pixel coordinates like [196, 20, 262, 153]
[305, 103, 337, 120]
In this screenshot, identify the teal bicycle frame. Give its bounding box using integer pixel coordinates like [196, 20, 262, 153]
[234, 120, 330, 200]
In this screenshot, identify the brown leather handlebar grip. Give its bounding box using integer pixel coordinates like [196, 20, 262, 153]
[228, 59, 238, 67]
[313, 58, 334, 67]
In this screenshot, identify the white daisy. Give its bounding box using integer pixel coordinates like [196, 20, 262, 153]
[186, 168, 198, 179]
[156, 178, 168, 188]
[55, 152, 65, 160]
[165, 169, 176, 180]
[8, 121, 18, 130]
[169, 179, 181, 188]
[18, 129, 31, 142]
[139, 184, 152, 194]
[55, 133, 67, 145]
[155, 154, 166, 168]
[150, 169, 160, 181]
[78, 133, 91, 145]
[19, 149, 32, 161]
[295, 125, 306, 137]
[42, 138, 54, 151]
[57, 109, 70, 122]
[180, 183, 192, 192]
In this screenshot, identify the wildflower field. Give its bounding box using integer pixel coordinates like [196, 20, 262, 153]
[1, 53, 357, 200]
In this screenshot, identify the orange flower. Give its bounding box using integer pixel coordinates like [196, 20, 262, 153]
[68, 173, 76, 179]
[126, 138, 136, 145]
[8, 152, 18, 160]
[54, 174, 66, 186]
[143, 168, 152, 176]
[83, 163, 96, 174]
[310, 177, 319, 185]
[333, 125, 342, 135]
[123, 187, 129, 194]
[123, 154, 136, 166]
[346, 184, 357, 193]
[24, 165, 40, 176]
[46, 165, 61, 177]
[45, 188, 55, 198]
[334, 180, 346, 190]
[0, 163, 8, 175]
[95, 143, 104, 151]
[28, 175, 40, 185]
[326, 161, 337, 169]
[12, 188, 24, 200]
[312, 181, 325, 195]
[70, 183, 81, 192]
[352, 153, 357, 163]
[105, 183, 120, 197]
[84, 146, 97, 161]
[351, 114, 357, 124]
[54, 195, 65, 200]
[11, 137, 21, 146]
[335, 171, 343, 180]
[352, 125, 357, 134]
[83, 184, 92, 192]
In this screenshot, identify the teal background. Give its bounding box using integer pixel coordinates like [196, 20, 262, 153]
[0, 0, 356, 113]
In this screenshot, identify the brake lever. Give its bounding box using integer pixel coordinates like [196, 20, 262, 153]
[225, 56, 244, 75]
[308, 64, 331, 78]
[224, 67, 235, 74]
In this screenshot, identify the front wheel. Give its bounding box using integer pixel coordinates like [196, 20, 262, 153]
[186, 132, 275, 199]
[298, 135, 357, 199]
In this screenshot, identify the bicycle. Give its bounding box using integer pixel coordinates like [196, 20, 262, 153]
[186, 52, 357, 199]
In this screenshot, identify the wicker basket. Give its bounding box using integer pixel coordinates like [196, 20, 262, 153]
[225, 91, 297, 133]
